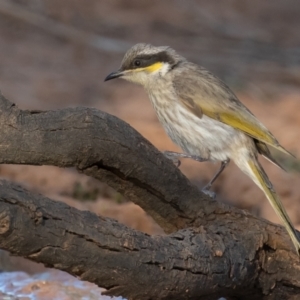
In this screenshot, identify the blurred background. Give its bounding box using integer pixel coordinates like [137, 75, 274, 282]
[0, 0, 299, 298]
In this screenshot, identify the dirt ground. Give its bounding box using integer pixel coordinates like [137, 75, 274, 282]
[0, 0, 299, 298]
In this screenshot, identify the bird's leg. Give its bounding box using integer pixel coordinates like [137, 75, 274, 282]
[163, 151, 209, 167]
[201, 159, 230, 198]
[164, 151, 229, 199]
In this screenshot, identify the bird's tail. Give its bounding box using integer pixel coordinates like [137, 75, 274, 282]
[236, 155, 300, 254]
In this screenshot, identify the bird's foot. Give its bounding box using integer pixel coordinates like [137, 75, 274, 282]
[163, 151, 208, 167]
[201, 188, 216, 200]
[163, 151, 181, 167]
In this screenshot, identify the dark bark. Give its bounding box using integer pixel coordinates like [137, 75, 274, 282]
[0, 91, 299, 299]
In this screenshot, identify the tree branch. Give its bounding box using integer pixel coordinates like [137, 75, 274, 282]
[0, 92, 299, 299]
[0, 91, 230, 233]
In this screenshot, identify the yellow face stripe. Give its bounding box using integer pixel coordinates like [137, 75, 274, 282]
[131, 62, 163, 73]
[145, 62, 163, 72]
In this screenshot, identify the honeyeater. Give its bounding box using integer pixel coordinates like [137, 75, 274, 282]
[105, 43, 300, 254]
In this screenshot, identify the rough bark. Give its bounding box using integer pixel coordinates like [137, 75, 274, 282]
[0, 92, 299, 299]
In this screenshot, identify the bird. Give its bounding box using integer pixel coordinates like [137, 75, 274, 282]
[105, 43, 300, 254]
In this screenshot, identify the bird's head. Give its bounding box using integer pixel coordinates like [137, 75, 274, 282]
[105, 43, 183, 87]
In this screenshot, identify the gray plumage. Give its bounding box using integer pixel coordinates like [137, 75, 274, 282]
[105, 43, 300, 254]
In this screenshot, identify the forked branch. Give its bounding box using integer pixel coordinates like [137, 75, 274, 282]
[0, 92, 299, 299]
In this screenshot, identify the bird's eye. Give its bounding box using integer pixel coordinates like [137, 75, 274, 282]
[134, 60, 141, 67]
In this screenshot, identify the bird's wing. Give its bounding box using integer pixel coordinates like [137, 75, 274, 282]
[173, 64, 293, 157]
[254, 140, 286, 171]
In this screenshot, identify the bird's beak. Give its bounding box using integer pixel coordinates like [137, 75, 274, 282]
[104, 70, 124, 81]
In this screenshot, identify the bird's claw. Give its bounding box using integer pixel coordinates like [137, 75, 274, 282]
[201, 188, 216, 200]
[163, 151, 181, 167]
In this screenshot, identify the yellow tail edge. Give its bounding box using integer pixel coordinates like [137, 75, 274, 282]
[247, 159, 300, 254]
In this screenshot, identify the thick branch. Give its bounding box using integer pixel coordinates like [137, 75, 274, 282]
[1, 180, 300, 300]
[0, 91, 232, 233]
[0, 92, 300, 299]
